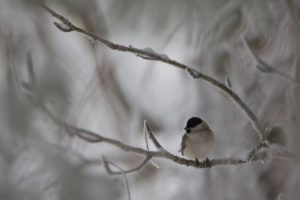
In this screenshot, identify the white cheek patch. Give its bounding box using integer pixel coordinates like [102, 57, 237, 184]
[190, 123, 203, 132]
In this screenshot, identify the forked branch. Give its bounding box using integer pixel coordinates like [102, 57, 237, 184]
[36, 100, 245, 168]
[103, 156, 131, 200]
[103, 156, 151, 175]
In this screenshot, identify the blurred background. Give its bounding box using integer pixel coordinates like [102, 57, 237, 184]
[0, 0, 300, 199]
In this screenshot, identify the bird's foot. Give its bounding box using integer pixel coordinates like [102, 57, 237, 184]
[205, 157, 212, 168]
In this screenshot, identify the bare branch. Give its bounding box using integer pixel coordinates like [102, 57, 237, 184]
[103, 157, 131, 200]
[26, 52, 36, 86]
[143, 121, 160, 168]
[144, 120, 165, 150]
[34, 100, 245, 168]
[226, 76, 232, 88]
[246, 126, 298, 163]
[247, 141, 268, 161]
[54, 22, 72, 32]
[103, 156, 151, 175]
[143, 121, 150, 151]
[249, 146, 299, 164]
[42, 5, 264, 140]
[136, 54, 157, 60]
[209, 158, 246, 166]
[243, 36, 300, 87]
[65, 125, 103, 143]
[25, 93, 296, 170]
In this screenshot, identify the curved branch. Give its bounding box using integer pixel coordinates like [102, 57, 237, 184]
[42, 5, 264, 140]
[103, 157, 131, 200]
[60, 117, 246, 168]
[143, 120, 161, 168]
[33, 98, 246, 169]
[103, 156, 151, 175]
[31, 98, 295, 169]
[144, 120, 166, 151]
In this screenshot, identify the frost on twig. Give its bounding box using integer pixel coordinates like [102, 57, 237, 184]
[136, 54, 156, 60]
[186, 68, 202, 78]
[246, 126, 296, 162]
[54, 22, 73, 32]
[247, 141, 268, 161]
[136, 48, 170, 62]
[141, 47, 157, 55]
[225, 76, 232, 88]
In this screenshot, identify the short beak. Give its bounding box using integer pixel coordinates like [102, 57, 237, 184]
[184, 127, 190, 133]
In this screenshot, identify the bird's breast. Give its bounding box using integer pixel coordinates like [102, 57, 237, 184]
[183, 130, 215, 159]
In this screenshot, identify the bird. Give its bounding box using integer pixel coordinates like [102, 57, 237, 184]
[180, 117, 215, 166]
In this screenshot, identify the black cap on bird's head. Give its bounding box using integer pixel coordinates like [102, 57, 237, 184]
[184, 117, 203, 133]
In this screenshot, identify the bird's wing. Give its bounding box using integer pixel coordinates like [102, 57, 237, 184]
[180, 134, 187, 155]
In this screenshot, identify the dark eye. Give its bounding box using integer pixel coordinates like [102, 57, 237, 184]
[186, 117, 202, 128]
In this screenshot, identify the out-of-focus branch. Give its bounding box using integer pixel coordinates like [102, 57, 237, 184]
[103, 156, 131, 200]
[243, 36, 300, 87]
[42, 5, 265, 140]
[103, 156, 151, 175]
[143, 120, 160, 168]
[144, 120, 166, 151]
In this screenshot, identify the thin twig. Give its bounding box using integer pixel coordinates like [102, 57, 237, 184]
[42, 5, 264, 140]
[31, 97, 104, 142]
[103, 157, 131, 200]
[247, 141, 268, 161]
[143, 120, 160, 168]
[103, 156, 151, 175]
[143, 121, 150, 151]
[144, 120, 165, 150]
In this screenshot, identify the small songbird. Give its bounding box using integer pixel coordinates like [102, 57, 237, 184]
[180, 117, 215, 166]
